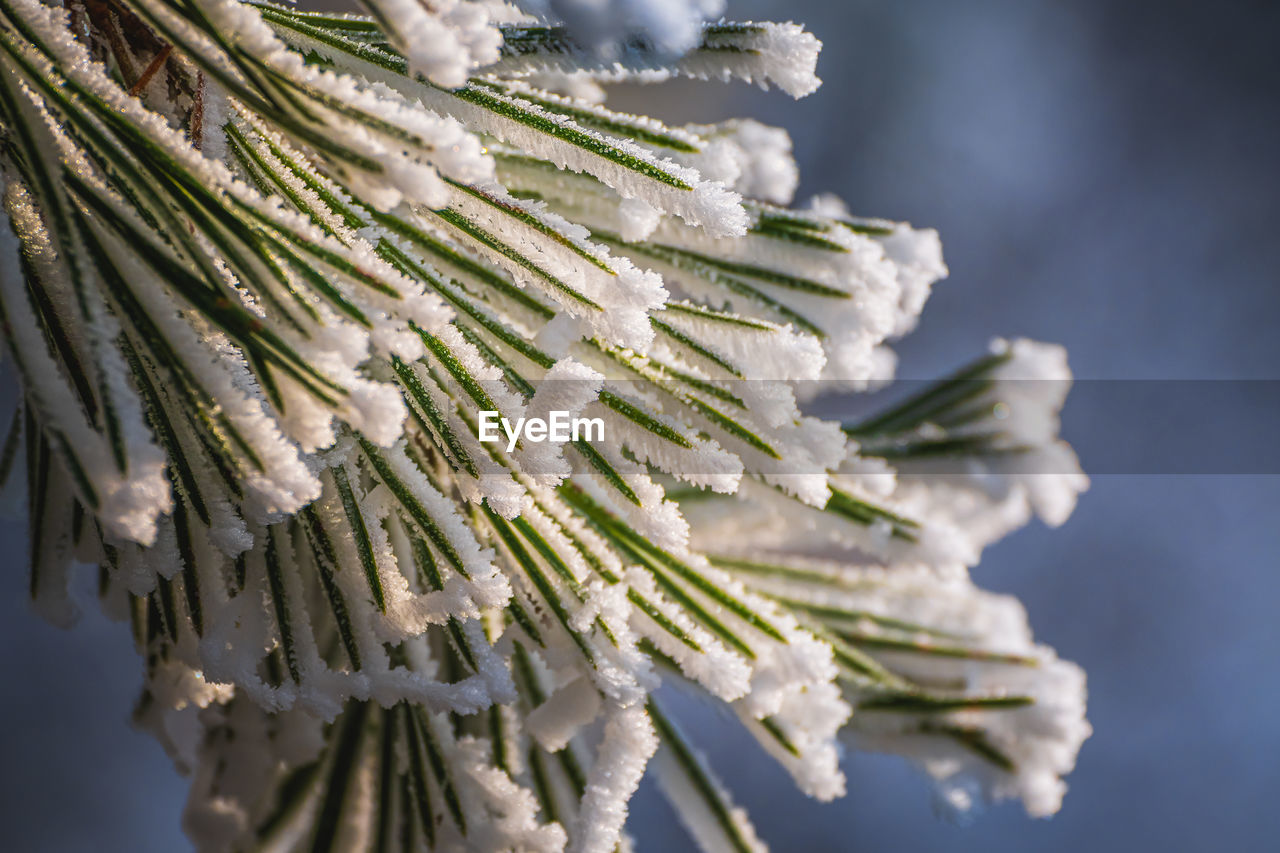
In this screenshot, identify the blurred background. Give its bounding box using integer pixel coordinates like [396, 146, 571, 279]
[3, 0, 1278, 850]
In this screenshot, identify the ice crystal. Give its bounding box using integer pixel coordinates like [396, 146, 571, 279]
[0, 0, 1090, 849]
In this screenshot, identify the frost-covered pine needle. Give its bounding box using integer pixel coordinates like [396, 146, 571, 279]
[0, 0, 1091, 849]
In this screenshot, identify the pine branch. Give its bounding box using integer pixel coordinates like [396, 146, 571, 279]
[0, 1, 1092, 849]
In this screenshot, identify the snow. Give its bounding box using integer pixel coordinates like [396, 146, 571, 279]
[0, 0, 1091, 847]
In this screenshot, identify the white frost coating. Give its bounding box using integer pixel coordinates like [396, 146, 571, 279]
[393, 351, 534, 516]
[357, 480, 470, 637]
[877, 224, 948, 337]
[150, 0, 497, 209]
[0, 184, 173, 545]
[492, 147, 671, 242]
[684, 474, 980, 570]
[357, 0, 502, 88]
[526, 487, 744, 704]
[718, 555, 1089, 817]
[984, 339, 1076, 445]
[658, 551, 850, 798]
[437, 182, 668, 349]
[500, 543, 649, 707]
[265, 20, 749, 236]
[616, 213, 908, 388]
[573, 338, 839, 505]
[824, 564, 1091, 817]
[623, 567, 752, 700]
[655, 303, 825, 382]
[6, 0, 460, 452]
[452, 737, 568, 852]
[880, 338, 1089, 556]
[571, 444, 691, 552]
[651, 743, 768, 853]
[487, 76, 708, 157]
[588, 398, 743, 494]
[4, 0, 1094, 846]
[616, 195, 664, 241]
[808, 193, 950, 337]
[739, 680, 849, 800]
[129, 9, 372, 207]
[436, 86, 747, 237]
[888, 445, 1087, 561]
[487, 20, 822, 100]
[672, 22, 823, 98]
[570, 703, 658, 853]
[524, 68, 611, 103]
[515, 357, 605, 483]
[683, 411, 845, 508]
[526, 674, 602, 751]
[379, 440, 510, 588]
[109, 267, 322, 523]
[681, 119, 800, 205]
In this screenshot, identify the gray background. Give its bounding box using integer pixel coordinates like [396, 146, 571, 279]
[2, 0, 1278, 850]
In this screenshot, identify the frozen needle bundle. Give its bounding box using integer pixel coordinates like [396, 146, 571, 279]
[0, 1, 1090, 849]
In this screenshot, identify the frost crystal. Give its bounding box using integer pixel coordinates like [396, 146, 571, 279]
[0, 0, 1091, 849]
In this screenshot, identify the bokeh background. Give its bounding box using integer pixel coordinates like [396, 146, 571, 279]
[3, 0, 1278, 850]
